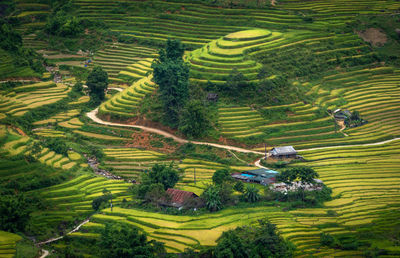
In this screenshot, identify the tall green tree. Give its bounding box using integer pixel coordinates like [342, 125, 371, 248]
[87, 66, 108, 104]
[202, 185, 222, 212]
[142, 163, 179, 190]
[179, 100, 212, 138]
[98, 222, 165, 258]
[152, 39, 189, 127]
[212, 169, 231, 185]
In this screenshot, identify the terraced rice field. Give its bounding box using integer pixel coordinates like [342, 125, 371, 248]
[30, 174, 132, 238]
[99, 75, 157, 119]
[67, 139, 400, 256]
[283, 140, 400, 256]
[0, 231, 22, 258]
[92, 43, 157, 84]
[33, 109, 79, 126]
[118, 58, 154, 83]
[1, 125, 78, 170]
[103, 148, 168, 179]
[188, 29, 281, 85]
[0, 81, 71, 117]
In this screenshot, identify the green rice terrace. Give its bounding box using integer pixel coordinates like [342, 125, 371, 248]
[1, 0, 400, 257]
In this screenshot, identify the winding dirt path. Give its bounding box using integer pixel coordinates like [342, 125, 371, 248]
[86, 100, 400, 163]
[87, 108, 264, 155]
[38, 219, 89, 246]
[39, 249, 49, 258]
[36, 219, 89, 257]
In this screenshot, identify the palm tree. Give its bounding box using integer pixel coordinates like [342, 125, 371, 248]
[243, 185, 260, 203]
[202, 185, 222, 211]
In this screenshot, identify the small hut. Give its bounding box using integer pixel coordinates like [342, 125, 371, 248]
[207, 93, 218, 102]
[269, 146, 297, 159]
[165, 188, 199, 209]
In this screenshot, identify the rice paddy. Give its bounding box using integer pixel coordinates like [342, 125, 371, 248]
[0, 82, 71, 117]
[2, 0, 400, 256]
[0, 231, 22, 258]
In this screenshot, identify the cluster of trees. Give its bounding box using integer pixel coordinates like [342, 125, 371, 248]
[344, 110, 367, 127]
[205, 68, 293, 106]
[45, 0, 106, 37]
[0, 19, 44, 75]
[131, 163, 180, 206]
[61, 221, 165, 257]
[92, 188, 113, 211]
[0, 194, 31, 233]
[152, 39, 212, 138]
[182, 220, 294, 257]
[274, 167, 332, 207]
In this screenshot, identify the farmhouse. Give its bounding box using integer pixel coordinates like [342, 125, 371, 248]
[165, 188, 199, 208]
[269, 146, 297, 159]
[231, 168, 279, 186]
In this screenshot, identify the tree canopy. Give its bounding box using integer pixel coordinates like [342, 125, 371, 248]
[277, 167, 319, 185]
[214, 220, 294, 258]
[212, 169, 231, 185]
[142, 163, 180, 190]
[179, 99, 212, 138]
[87, 66, 108, 104]
[99, 222, 165, 258]
[152, 39, 189, 127]
[0, 194, 31, 233]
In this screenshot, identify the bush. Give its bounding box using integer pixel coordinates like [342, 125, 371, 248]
[233, 181, 244, 192]
[92, 194, 112, 210]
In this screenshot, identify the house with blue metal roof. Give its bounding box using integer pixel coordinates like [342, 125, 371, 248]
[231, 168, 279, 186]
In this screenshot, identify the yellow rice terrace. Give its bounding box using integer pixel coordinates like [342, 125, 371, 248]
[1, 0, 400, 257]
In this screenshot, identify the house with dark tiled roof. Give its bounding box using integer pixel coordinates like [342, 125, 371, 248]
[165, 188, 199, 208]
[269, 146, 297, 159]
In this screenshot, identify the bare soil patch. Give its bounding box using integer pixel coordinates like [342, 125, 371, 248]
[357, 28, 387, 47]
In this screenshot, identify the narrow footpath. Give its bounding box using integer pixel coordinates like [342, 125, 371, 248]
[87, 106, 400, 155]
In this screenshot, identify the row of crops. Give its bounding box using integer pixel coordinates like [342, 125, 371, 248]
[29, 174, 132, 239]
[0, 231, 22, 258]
[99, 76, 157, 119]
[92, 43, 157, 84]
[0, 81, 71, 117]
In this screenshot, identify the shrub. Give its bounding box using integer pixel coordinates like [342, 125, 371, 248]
[92, 194, 112, 211]
[233, 181, 244, 192]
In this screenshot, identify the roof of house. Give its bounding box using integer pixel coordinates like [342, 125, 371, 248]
[166, 188, 198, 207]
[270, 146, 297, 155]
[244, 168, 279, 176]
